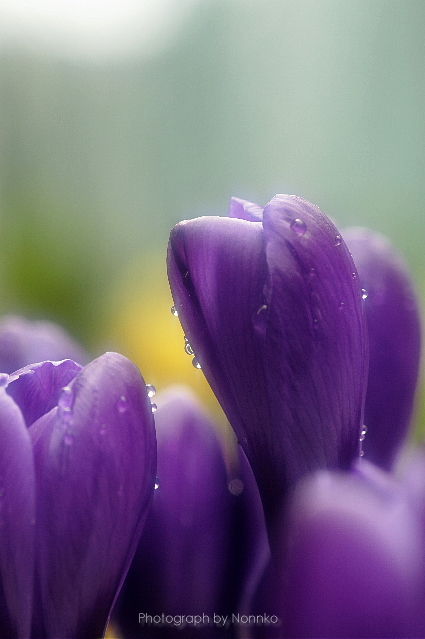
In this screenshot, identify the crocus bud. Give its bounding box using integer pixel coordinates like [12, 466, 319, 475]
[0, 352, 156, 639]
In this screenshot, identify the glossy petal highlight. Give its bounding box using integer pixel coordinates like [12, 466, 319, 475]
[344, 228, 421, 469]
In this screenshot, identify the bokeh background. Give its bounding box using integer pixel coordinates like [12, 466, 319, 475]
[1, 0, 424, 430]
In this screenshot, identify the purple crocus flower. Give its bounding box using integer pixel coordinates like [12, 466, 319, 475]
[114, 386, 269, 639]
[0, 315, 89, 373]
[166, 193, 423, 638]
[0, 351, 156, 639]
[167, 194, 369, 528]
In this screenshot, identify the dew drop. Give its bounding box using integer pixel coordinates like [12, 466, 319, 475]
[171, 305, 178, 317]
[58, 386, 73, 409]
[192, 357, 202, 369]
[339, 301, 346, 311]
[334, 235, 342, 246]
[360, 450, 365, 457]
[146, 384, 156, 398]
[313, 317, 319, 330]
[228, 478, 244, 496]
[0, 374, 8, 388]
[117, 396, 128, 413]
[151, 403, 157, 413]
[352, 272, 357, 280]
[184, 341, 194, 356]
[256, 304, 268, 315]
[154, 478, 160, 490]
[290, 218, 307, 235]
[361, 288, 368, 300]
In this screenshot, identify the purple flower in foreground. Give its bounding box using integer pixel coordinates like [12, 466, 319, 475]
[167, 194, 369, 527]
[0, 315, 89, 373]
[0, 352, 156, 639]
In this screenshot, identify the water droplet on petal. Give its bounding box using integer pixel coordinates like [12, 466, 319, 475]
[117, 396, 128, 413]
[361, 288, 368, 300]
[192, 357, 202, 369]
[146, 384, 156, 398]
[151, 403, 157, 413]
[184, 341, 194, 356]
[290, 218, 307, 235]
[171, 305, 178, 317]
[339, 301, 346, 310]
[228, 478, 244, 496]
[0, 374, 8, 388]
[256, 304, 268, 315]
[58, 386, 73, 409]
[360, 450, 365, 457]
[334, 235, 342, 246]
[154, 478, 160, 490]
[352, 272, 357, 280]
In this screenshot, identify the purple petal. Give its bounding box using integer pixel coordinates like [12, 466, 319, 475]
[228, 197, 264, 221]
[280, 462, 425, 638]
[344, 228, 421, 469]
[0, 315, 89, 373]
[115, 386, 268, 639]
[168, 195, 368, 526]
[0, 382, 35, 639]
[6, 359, 82, 428]
[30, 352, 156, 639]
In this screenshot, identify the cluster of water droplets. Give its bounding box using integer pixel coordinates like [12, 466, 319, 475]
[146, 383, 157, 413]
[171, 306, 202, 369]
[359, 425, 368, 457]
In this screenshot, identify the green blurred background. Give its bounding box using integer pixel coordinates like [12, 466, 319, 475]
[1, 0, 424, 428]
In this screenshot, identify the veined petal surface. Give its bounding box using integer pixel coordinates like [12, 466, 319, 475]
[168, 195, 368, 525]
[344, 228, 421, 469]
[30, 352, 156, 639]
[6, 359, 82, 427]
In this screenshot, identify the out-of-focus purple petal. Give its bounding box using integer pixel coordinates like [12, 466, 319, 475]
[115, 386, 268, 639]
[280, 461, 425, 638]
[344, 228, 421, 469]
[168, 195, 367, 526]
[30, 353, 156, 639]
[6, 360, 82, 428]
[0, 382, 35, 639]
[0, 315, 89, 373]
[228, 197, 264, 221]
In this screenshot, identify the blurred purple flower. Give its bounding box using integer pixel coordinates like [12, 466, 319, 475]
[0, 315, 89, 373]
[0, 352, 156, 639]
[114, 386, 269, 639]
